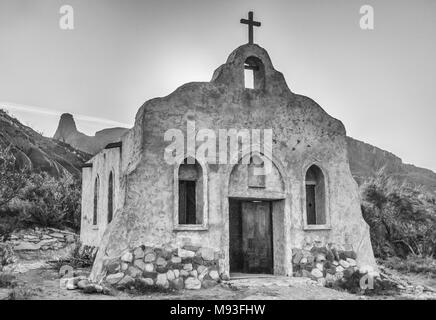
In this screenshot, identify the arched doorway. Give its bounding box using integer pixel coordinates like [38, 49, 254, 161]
[227, 152, 286, 275]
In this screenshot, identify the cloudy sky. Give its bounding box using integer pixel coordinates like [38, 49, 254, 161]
[0, 0, 435, 171]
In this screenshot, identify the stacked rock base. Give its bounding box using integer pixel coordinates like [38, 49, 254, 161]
[292, 246, 363, 287]
[103, 245, 223, 290]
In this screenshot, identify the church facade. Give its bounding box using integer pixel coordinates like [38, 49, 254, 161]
[80, 17, 376, 288]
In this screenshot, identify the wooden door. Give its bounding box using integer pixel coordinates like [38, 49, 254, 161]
[241, 201, 273, 274]
[306, 184, 316, 224]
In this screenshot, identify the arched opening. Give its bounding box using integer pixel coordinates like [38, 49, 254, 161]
[244, 56, 265, 90]
[178, 159, 204, 225]
[93, 176, 100, 225]
[107, 171, 114, 223]
[305, 165, 326, 225]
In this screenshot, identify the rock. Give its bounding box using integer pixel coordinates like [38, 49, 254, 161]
[180, 270, 190, 277]
[316, 263, 324, 271]
[117, 275, 135, 288]
[325, 273, 336, 285]
[311, 268, 323, 278]
[134, 259, 147, 271]
[139, 278, 154, 286]
[292, 250, 303, 264]
[317, 278, 327, 287]
[336, 266, 344, 273]
[202, 280, 217, 289]
[171, 256, 182, 264]
[315, 254, 326, 262]
[199, 247, 215, 261]
[156, 273, 169, 288]
[65, 234, 75, 243]
[106, 261, 120, 274]
[121, 252, 133, 263]
[190, 270, 198, 278]
[346, 258, 357, 267]
[170, 278, 184, 290]
[144, 263, 154, 272]
[126, 266, 142, 278]
[77, 279, 90, 289]
[50, 232, 65, 239]
[66, 278, 78, 290]
[299, 257, 308, 264]
[167, 270, 175, 281]
[174, 269, 180, 278]
[156, 257, 167, 267]
[121, 263, 129, 271]
[301, 269, 313, 279]
[144, 253, 156, 263]
[183, 245, 200, 252]
[133, 247, 145, 259]
[339, 260, 350, 268]
[183, 263, 193, 271]
[333, 261, 339, 266]
[14, 241, 40, 251]
[185, 277, 201, 290]
[209, 270, 220, 281]
[143, 272, 158, 279]
[343, 267, 355, 279]
[106, 272, 124, 285]
[178, 248, 195, 259]
[83, 283, 103, 294]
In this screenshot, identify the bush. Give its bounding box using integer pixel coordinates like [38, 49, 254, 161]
[0, 146, 82, 238]
[361, 169, 436, 259]
[382, 255, 436, 277]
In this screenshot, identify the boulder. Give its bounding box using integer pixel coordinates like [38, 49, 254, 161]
[339, 260, 350, 268]
[171, 256, 182, 264]
[185, 277, 201, 290]
[292, 249, 303, 264]
[117, 275, 135, 288]
[156, 257, 167, 267]
[106, 272, 124, 285]
[199, 247, 215, 261]
[167, 270, 176, 281]
[121, 252, 133, 263]
[144, 263, 154, 272]
[311, 268, 323, 278]
[133, 247, 145, 259]
[126, 266, 142, 278]
[139, 278, 154, 286]
[209, 270, 220, 281]
[183, 263, 193, 271]
[144, 253, 156, 263]
[346, 258, 357, 267]
[202, 280, 218, 289]
[178, 248, 195, 259]
[134, 259, 147, 271]
[156, 273, 169, 288]
[170, 278, 184, 290]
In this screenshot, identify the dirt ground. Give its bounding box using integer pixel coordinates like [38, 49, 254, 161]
[3, 265, 436, 300]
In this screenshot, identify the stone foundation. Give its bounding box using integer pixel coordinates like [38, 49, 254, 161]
[102, 245, 222, 290]
[292, 246, 367, 287]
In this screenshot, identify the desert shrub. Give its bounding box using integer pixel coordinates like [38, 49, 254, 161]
[361, 170, 436, 259]
[0, 273, 18, 288]
[20, 172, 82, 231]
[0, 146, 82, 238]
[382, 256, 436, 277]
[49, 242, 97, 270]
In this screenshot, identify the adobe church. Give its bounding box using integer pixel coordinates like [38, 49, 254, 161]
[80, 12, 376, 289]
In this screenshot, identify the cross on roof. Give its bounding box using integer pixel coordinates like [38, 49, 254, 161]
[240, 11, 261, 44]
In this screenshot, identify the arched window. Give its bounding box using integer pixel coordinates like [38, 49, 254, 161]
[305, 165, 326, 225]
[244, 56, 265, 90]
[108, 172, 114, 223]
[248, 155, 266, 188]
[93, 176, 100, 225]
[178, 159, 203, 225]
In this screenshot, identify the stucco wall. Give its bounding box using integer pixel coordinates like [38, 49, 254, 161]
[80, 146, 122, 247]
[88, 44, 376, 282]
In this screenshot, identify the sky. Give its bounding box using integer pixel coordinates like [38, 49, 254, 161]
[0, 0, 435, 171]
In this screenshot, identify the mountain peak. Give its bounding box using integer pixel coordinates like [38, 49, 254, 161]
[53, 113, 78, 142]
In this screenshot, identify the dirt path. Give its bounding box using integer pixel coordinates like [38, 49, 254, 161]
[6, 267, 358, 300]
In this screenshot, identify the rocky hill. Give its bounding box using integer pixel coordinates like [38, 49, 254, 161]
[346, 136, 436, 193]
[53, 113, 128, 155]
[0, 109, 90, 177]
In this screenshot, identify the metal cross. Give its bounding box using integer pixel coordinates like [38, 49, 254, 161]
[240, 11, 261, 44]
